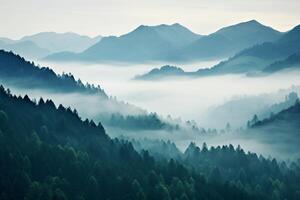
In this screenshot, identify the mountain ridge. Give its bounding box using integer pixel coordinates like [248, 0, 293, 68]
[45, 20, 283, 63]
[0, 32, 102, 59]
[20, 31, 102, 53]
[179, 20, 282, 60]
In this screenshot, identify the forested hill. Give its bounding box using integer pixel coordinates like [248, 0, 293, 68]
[0, 50, 107, 96]
[0, 50, 186, 132]
[250, 100, 300, 130]
[0, 84, 108, 147]
[2, 85, 300, 199]
[0, 85, 259, 200]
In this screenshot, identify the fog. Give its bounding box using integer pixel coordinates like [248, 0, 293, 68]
[39, 60, 300, 128]
[5, 59, 300, 160]
[107, 126, 300, 160]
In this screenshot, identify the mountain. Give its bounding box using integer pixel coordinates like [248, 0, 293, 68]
[237, 25, 300, 60]
[0, 50, 106, 95]
[216, 20, 281, 47]
[0, 40, 50, 59]
[150, 23, 201, 48]
[45, 23, 202, 62]
[20, 32, 102, 53]
[133, 27, 300, 80]
[0, 37, 15, 44]
[0, 32, 102, 60]
[134, 65, 186, 80]
[179, 20, 282, 60]
[82, 25, 174, 61]
[46, 20, 282, 63]
[194, 24, 300, 76]
[204, 88, 300, 129]
[250, 100, 300, 133]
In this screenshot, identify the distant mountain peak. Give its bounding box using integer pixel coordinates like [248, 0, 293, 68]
[134, 25, 151, 31]
[18, 31, 102, 53]
[45, 21, 286, 63]
[245, 19, 260, 24]
[134, 65, 186, 80]
[288, 24, 300, 33]
[134, 23, 187, 31]
[277, 24, 300, 46]
[216, 19, 267, 33]
[156, 23, 185, 28]
[159, 65, 184, 72]
[171, 22, 182, 26]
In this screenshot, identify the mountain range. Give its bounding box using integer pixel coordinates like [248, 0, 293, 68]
[45, 20, 282, 63]
[200, 24, 300, 75]
[178, 20, 282, 61]
[0, 40, 50, 60]
[45, 23, 202, 62]
[135, 24, 300, 80]
[0, 32, 102, 59]
[1, 20, 299, 76]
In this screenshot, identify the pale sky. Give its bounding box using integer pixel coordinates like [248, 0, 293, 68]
[1, 0, 300, 39]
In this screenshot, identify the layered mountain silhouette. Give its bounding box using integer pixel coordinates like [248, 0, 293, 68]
[45, 23, 202, 62]
[179, 20, 282, 60]
[0, 40, 50, 59]
[0, 32, 102, 59]
[263, 53, 300, 73]
[201, 24, 300, 75]
[136, 23, 300, 80]
[0, 37, 15, 44]
[20, 32, 102, 53]
[45, 20, 282, 63]
[149, 23, 201, 48]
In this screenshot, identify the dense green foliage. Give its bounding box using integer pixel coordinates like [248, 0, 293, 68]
[129, 136, 300, 200]
[0, 50, 106, 96]
[183, 143, 300, 200]
[250, 99, 300, 129]
[101, 113, 178, 131]
[1, 85, 300, 199]
[0, 85, 258, 200]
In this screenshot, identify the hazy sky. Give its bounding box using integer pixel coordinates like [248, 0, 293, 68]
[1, 0, 300, 39]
